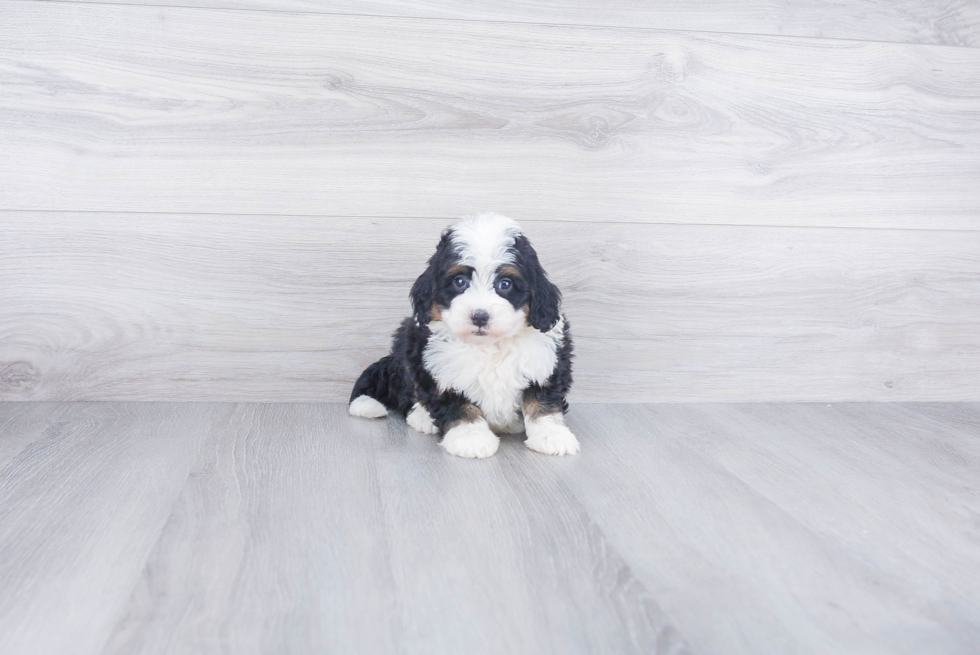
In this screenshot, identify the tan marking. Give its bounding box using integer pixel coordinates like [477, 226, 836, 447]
[446, 403, 484, 431]
[523, 398, 561, 421]
[429, 303, 442, 321]
[498, 265, 522, 279]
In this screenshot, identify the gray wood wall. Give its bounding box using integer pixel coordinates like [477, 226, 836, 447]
[1, 0, 978, 402]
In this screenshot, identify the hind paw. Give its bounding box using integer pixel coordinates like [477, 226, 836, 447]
[349, 395, 388, 418]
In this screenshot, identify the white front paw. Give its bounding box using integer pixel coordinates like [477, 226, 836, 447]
[441, 419, 499, 459]
[525, 415, 580, 456]
[406, 403, 438, 434]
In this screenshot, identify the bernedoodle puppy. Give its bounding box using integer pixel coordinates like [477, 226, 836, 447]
[349, 212, 579, 459]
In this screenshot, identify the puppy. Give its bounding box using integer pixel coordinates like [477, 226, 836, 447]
[348, 212, 579, 459]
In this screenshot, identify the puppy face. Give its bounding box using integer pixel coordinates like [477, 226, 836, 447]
[411, 213, 561, 344]
[437, 262, 527, 344]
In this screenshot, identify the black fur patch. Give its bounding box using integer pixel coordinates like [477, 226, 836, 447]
[523, 319, 574, 416]
[510, 235, 562, 332]
[409, 232, 471, 326]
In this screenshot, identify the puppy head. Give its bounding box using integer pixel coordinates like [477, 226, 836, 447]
[410, 212, 562, 344]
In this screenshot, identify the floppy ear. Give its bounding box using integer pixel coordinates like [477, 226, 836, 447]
[410, 265, 436, 325]
[514, 235, 562, 332]
[410, 231, 453, 325]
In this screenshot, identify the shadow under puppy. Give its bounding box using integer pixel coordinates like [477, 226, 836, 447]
[349, 212, 579, 459]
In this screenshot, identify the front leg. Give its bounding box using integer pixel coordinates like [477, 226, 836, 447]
[407, 331, 497, 457]
[523, 386, 580, 456]
[423, 390, 499, 459]
[406, 402, 438, 435]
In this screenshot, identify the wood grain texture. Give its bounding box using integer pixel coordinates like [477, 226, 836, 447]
[0, 402, 230, 655]
[3, 1, 980, 229]
[561, 402, 980, 655]
[2, 213, 978, 403]
[102, 403, 402, 655]
[2, 401, 978, 653]
[0, 402, 59, 468]
[372, 409, 686, 654]
[99, 403, 687, 655]
[47, 0, 980, 48]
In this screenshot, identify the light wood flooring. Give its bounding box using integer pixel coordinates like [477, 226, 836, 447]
[1, 401, 978, 654]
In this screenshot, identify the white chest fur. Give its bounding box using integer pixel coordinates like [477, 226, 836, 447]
[423, 319, 563, 430]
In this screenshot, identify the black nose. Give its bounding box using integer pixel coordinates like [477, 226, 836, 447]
[471, 310, 490, 327]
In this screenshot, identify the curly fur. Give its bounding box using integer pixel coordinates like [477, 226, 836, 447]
[350, 212, 578, 458]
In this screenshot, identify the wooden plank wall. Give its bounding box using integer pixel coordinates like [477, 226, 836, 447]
[1, 0, 978, 402]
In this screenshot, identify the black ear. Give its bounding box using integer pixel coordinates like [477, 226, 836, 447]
[514, 235, 562, 332]
[410, 231, 454, 325]
[409, 265, 436, 325]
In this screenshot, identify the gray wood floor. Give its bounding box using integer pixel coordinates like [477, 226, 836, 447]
[1, 402, 978, 654]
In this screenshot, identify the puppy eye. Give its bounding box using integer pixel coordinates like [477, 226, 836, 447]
[496, 277, 513, 292]
[453, 275, 469, 289]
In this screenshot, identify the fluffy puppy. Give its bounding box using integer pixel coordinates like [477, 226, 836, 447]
[349, 212, 579, 459]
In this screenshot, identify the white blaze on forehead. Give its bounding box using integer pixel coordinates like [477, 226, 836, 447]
[440, 212, 527, 344]
[449, 212, 521, 274]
